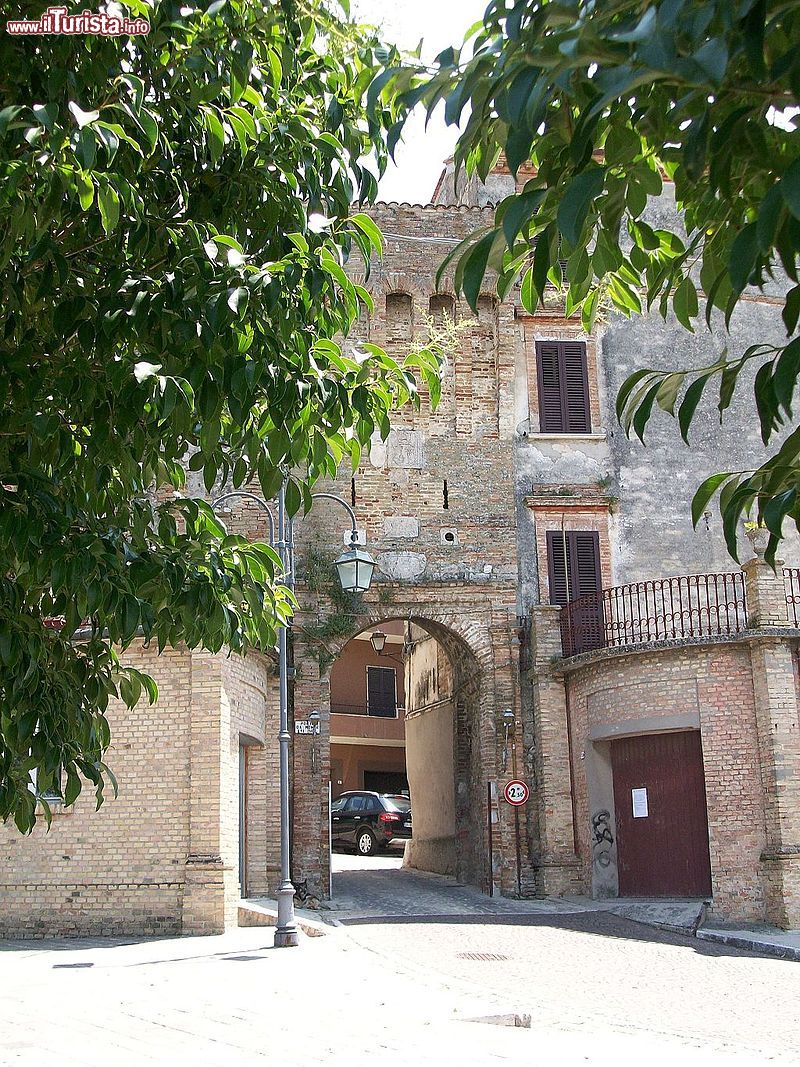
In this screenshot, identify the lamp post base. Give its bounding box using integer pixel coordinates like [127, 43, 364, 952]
[274, 927, 300, 948]
[274, 883, 299, 948]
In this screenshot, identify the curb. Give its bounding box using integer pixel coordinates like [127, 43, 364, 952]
[696, 929, 800, 962]
[237, 901, 328, 938]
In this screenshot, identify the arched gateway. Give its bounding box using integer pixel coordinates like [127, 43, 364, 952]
[288, 591, 528, 900]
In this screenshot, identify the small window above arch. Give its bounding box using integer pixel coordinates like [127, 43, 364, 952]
[386, 292, 412, 336]
[429, 293, 455, 322]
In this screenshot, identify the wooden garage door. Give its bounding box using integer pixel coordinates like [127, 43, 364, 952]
[611, 731, 712, 898]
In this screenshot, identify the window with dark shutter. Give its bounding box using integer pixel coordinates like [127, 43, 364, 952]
[535, 341, 591, 433]
[366, 666, 397, 718]
[546, 530, 602, 604]
[546, 530, 604, 653]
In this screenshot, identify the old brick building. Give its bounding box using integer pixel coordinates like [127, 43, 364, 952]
[2, 163, 799, 935]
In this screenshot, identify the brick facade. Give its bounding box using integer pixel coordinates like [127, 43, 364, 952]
[0, 644, 276, 938]
[4, 169, 800, 934]
[527, 553, 800, 927]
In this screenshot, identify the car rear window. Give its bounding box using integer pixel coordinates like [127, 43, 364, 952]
[381, 796, 410, 813]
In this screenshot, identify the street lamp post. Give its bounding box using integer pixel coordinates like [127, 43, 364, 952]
[212, 481, 375, 947]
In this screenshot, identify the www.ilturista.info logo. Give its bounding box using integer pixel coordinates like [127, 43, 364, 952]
[7, 6, 150, 35]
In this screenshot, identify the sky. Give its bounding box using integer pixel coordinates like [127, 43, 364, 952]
[351, 0, 487, 204]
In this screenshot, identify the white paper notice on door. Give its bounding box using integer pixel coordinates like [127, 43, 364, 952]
[631, 787, 649, 818]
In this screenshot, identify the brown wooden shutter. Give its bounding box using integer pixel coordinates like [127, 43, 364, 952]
[546, 531, 601, 604]
[546, 530, 572, 605]
[547, 530, 604, 653]
[535, 341, 591, 433]
[367, 666, 397, 717]
[572, 531, 602, 597]
[562, 342, 591, 433]
[537, 342, 565, 432]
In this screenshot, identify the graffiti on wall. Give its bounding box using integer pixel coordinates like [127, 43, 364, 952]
[591, 809, 614, 869]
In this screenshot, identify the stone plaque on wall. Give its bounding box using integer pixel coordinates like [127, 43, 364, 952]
[387, 429, 425, 469]
[376, 551, 426, 580]
[384, 516, 420, 539]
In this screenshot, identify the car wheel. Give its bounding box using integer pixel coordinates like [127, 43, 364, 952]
[356, 828, 376, 856]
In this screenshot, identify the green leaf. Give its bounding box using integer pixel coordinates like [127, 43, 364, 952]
[783, 285, 800, 335]
[68, 102, 100, 128]
[520, 265, 538, 314]
[349, 213, 383, 256]
[557, 167, 605, 246]
[673, 277, 698, 330]
[616, 368, 653, 421]
[0, 105, 24, 137]
[780, 158, 800, 221]
[729, 223, 759, 293]
[461, 231, 497, 311]
[773, 337, 800, 415]
[134, 361, 162, 383]
[204, 110, 225, 164]
[64, 766, 82, 807]
[97, 183, 120, 234]
[500, 188, 546, 246]
[692, 472, 734, 527]
[76, 173, 94, 211]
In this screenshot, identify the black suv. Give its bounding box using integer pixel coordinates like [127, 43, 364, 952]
[331, 791, 412, 856]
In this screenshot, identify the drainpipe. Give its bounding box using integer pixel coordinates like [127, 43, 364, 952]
[563, 680, 580, 857]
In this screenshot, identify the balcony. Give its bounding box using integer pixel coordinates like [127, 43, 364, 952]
[329, 702, 405, 719]
[559, 571, 750, 657]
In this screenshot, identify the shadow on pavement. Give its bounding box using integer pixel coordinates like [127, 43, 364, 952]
[335, 911, 794, 962]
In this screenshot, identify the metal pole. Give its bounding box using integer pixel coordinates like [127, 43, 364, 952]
[487, 781, 494, 897]
[210, 485, 362, 948]
[274, 481, 299, 947]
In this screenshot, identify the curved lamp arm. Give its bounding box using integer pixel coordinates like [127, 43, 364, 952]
[211, 491, 276, 543]
[309, 492, 359, 544]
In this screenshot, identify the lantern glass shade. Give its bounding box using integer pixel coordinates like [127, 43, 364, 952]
[370, 630, 387, 654]
[334, 546, 376, 593]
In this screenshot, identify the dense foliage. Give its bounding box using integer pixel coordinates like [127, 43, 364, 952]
[0, 0, 439, 830]
[379, 0, 800, 561]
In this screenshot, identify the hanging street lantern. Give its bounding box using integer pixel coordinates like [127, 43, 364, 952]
[335, 545, 376, 593]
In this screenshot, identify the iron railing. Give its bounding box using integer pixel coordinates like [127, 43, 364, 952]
[329, 702, 403, 718]
[784, 568, 800, 626]
[559, 572, 748, 657]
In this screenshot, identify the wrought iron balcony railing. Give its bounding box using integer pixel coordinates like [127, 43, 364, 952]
[559, 571, 749, 657]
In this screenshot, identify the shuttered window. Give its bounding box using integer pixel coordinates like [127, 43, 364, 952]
[546, 530, 602, 606]
[366, 666, 398, 718]
[535, 341, 591, 433]
[547, 530, 604, 654]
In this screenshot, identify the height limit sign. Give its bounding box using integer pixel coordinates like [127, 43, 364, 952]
[503, 780, 529, 806]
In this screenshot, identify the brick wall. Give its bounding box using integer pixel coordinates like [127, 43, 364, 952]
[221, 652, 277, 903]
[562, 641, 771, 923]
[0, 644, 192, 938]
[0, 643, 280, 938]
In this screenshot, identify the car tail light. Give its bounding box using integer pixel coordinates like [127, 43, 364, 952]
[379, 813, 401, 823]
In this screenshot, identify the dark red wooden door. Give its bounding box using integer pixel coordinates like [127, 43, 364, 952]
[611, 731, 712, 897]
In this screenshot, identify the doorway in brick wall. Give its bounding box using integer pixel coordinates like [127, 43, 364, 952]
[611, 730, 712, 897]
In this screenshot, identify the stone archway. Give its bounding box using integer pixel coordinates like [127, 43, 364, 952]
[290, 595, 517, 899]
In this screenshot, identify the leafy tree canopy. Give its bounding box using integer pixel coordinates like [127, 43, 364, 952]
[379, 0, 800, 563]
[0, 0, 438, 830]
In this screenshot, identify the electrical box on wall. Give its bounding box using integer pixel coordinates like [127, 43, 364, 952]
[440, 527, 459, 546]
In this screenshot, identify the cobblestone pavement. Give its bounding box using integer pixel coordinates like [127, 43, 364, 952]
[2, 858, 799, 1067]
[328, 847, 590, 918]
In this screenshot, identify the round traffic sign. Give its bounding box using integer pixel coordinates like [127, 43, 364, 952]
[503, 779, 529, 806]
